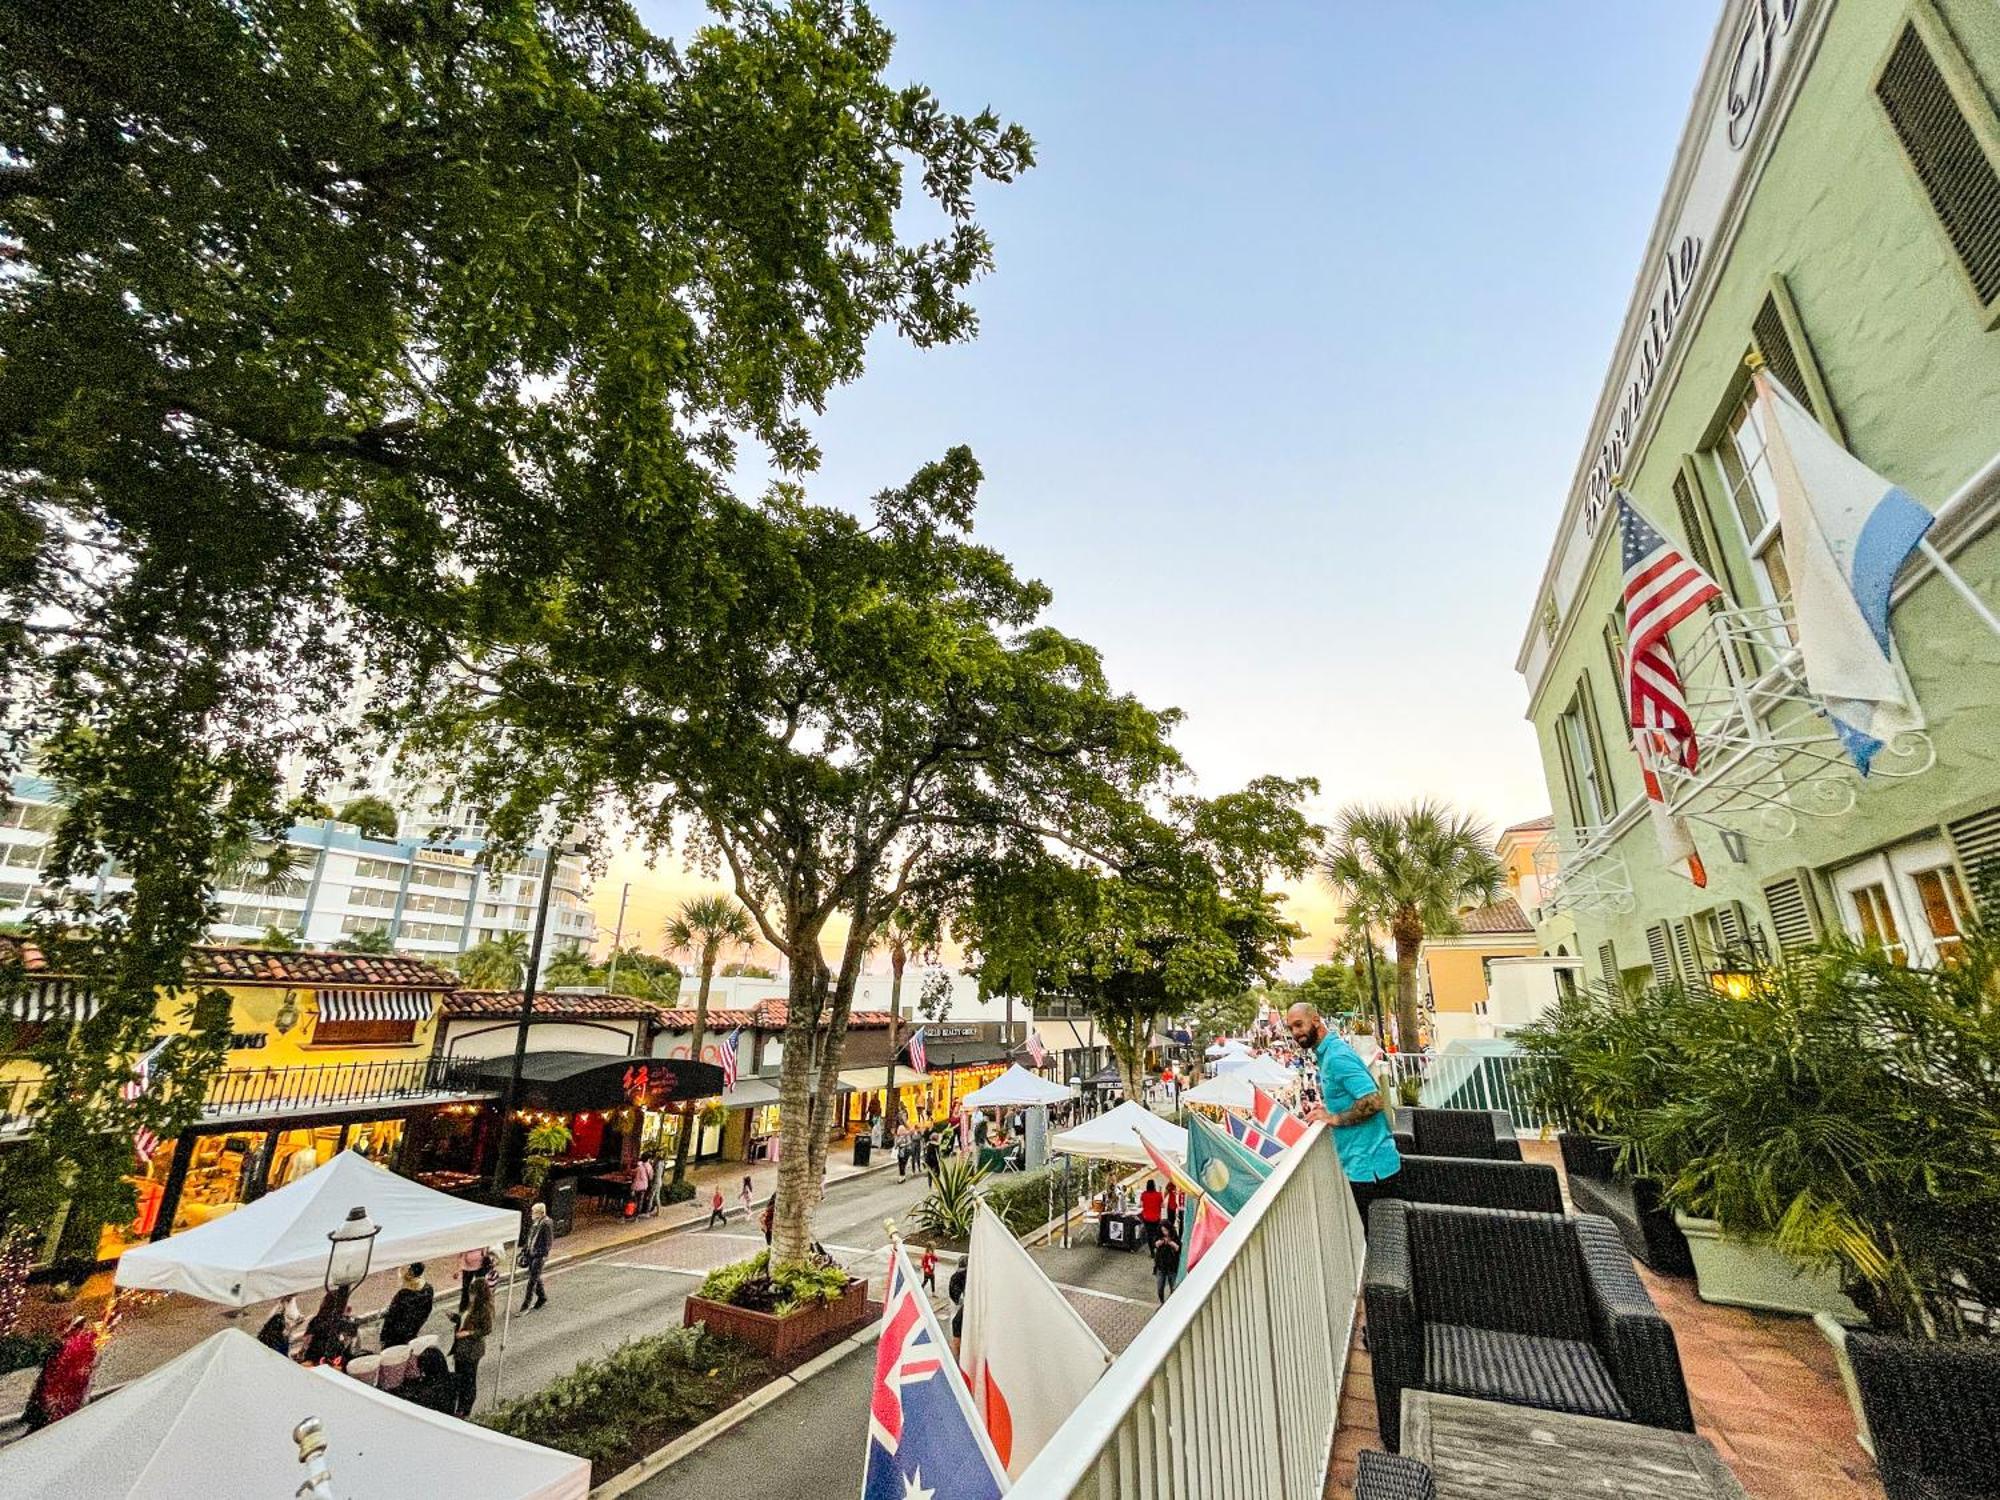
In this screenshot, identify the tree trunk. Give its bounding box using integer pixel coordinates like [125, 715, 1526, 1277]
[1108, 1012, 1151, 1102]
[670, 952, 715, 1188]
[1392, 910, 1425, 1051]
[805, 905, 872, 1196]
[884, 943, 905, 1132]
[770, 933, 828, 1267]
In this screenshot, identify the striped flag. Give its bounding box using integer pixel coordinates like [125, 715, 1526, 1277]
[1024, 1028, 1047, 1068]
[906, 1027, 927, 1074]
[123, 1037, 171, 1164]
[1617, 492, 1720, 886]
[718, 1028, 741, 1093]
[1140, 1135, 1232, 1273]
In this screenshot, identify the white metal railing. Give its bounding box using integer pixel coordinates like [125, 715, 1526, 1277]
[1375, 1049, 1552, 1134]
[1011, 1123, 1363, 1499]
[1532, 828, 1634, 917]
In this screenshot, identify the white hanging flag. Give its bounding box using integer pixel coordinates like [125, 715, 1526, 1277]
[1754, 371, 1932, 772]
[960, 1203, 1111, 1479]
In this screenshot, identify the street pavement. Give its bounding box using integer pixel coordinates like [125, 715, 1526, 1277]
[624, 1225, 1162, 1497]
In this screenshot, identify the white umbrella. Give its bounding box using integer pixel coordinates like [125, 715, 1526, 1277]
[115, 1149, 518, 1307]
[0, 1329, 587, 1500]
[959, 1064, 1072, 1110]
[1048, 1100, 1188, 1165]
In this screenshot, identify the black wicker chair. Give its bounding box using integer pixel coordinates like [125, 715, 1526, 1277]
[1557, 1131, 1693, 1275]
[1390, 1107, 1524, 1162]
[1389, 1153, 1564, 1215]
[1353, 1450, 1437, 1500]
[1363, 1200, 1694, 1452]
[1847, 1331, 2000, 1500]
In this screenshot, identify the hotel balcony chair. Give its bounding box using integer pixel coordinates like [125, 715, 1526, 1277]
[1557, 1131, 1694, 1275]
[1363, 1200, 1694, 1452]
[1387, 1153, 1565, 1216]
[1390, 1107, 1524, 1162]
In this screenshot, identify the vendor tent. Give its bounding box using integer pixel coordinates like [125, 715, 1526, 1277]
[959, 1064, 1072, 1110]
[1049, 1100, 1187, 1164]
[1211, 1055, 1295, 1090]
[115, 1149, 518, 1307]
[1179, 1073, 1257, 1113]
[0, 1329, 587, 1499]
[1203, 1038, 1252, 1059]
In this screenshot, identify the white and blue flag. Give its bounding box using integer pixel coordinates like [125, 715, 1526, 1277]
[863, 1241, 1009, 1500]
[1755, 370, 1931, 772]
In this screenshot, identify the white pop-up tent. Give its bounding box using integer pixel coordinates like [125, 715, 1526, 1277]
[115, 1149, 519, 1307]
[959, 1064, 1072, 1110]
[1179, 1072, 1257, 1113]
[1203, 1038, 1252, 1060]
[1049, 1100, 1187, 1165]
[1212, 1054, 1295, 1091]
[0, 1328, 588, 1500]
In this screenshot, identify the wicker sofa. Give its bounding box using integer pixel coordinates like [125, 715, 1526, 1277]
[1847, 1331, 2000, 1500]
[1390, 1107, 1524, 1162]
[1557, 1132, 1693, 1275]
[1363, 1200, 1694, 1451]
[1353, 1450, 1437, 1500]
[1388, 1153, 1564, 1215]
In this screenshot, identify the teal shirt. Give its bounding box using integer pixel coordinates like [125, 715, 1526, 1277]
[1316, 1032, 1400, 1184]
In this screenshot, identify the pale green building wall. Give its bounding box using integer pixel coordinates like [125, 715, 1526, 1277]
[1526, 0, 2000, 973]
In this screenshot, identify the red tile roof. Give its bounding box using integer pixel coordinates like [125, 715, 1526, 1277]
[1499, 814, 1555, 835]
[1453, 897, 1536, 936]
[443, 989, 670, 1020]
[0, 939, 455, 989]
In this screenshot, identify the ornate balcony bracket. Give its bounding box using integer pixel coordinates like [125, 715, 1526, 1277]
[1534, 831, 1635, 918]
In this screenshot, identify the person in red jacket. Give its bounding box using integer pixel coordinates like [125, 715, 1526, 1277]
[1138, 1178, 1165, 1245]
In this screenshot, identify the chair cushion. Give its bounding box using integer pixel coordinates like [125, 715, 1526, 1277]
[1423, 1322, 1630, 1421]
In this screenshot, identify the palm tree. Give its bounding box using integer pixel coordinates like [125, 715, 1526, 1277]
[663, 894, 755, 1187]
[457, 931, 529, 990]
[1318, 801, 1503, 1052]
[543, 947, 598, 988]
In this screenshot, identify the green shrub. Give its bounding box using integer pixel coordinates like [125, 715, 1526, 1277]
[695, 1251, 850, 1314]
[659, 1179, 696, 1205]
[980, 1159, 1118, 1237]
[481, 1324, 767, 1483]
[0, 1333, 55, 1376]
[913, 1154, 988, 1241]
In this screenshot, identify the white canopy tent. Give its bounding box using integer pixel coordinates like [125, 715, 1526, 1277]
[1211, 1054, 1295, 1091]
[115, 1149, 519, 1307]
[1202, 1038, 1252, 1060]
[1179, 1073, 1258, 1113]
[0, 1329, 588, 1500]
[959, 1064, 1072, 1110]
[1049, 1100, 1187, 1165]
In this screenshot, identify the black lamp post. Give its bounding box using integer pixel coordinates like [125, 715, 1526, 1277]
[490, 841, 571, 1192]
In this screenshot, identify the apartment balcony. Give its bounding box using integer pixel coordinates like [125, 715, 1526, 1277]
[1533, 826, 1635, 918]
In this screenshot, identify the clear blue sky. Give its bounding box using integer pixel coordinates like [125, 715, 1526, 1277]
[626, 2, 1717, 906]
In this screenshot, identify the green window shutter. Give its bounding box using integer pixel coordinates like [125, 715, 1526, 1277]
[1554, 714, 1586, 832]
[1596, 940, 1620, 990]
[1763, 872, 1824, 953]
[1752, 274, 1845, 441]
[1602, 622, 1629, 722]
[1875, 9, 2000, 324]
[1715, 901, 1747, 953]
[1645, 923, 1675, 987]
[1578, 674, 1616, 819]
[1945, 803, 2000, 905]
[1672, 919, 1702, 984]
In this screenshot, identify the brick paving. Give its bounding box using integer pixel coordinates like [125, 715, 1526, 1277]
[1324, 1138, 1884, 1500]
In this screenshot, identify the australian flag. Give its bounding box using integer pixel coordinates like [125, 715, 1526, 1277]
[863, 1242, 1009, 1500]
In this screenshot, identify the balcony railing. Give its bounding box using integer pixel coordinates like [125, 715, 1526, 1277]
[0, 1056, 492, 1138]
[1532, 827, 1634, 917]
[1014, 1122, 1363, 1497]
[1376, 1049, 1553, 1134]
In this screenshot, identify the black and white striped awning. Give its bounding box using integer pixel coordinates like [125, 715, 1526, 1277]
[314, 989, 438, 1024]
[3, 979, 98, 1023]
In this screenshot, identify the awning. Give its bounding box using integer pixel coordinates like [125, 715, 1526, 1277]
[315, 989, 438, 1023]
[716, 1075, 855, 1110]
[918, 1041, 1014, 1071]
[3, 979, 97, 1023]
[464, 1052, 724, 1113]
[1025, 1019, 1097, 1055]
[838, 1065, 928, 1093]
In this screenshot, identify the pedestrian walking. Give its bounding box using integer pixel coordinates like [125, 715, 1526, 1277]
[381, 1263, 435, 1345]
[456, 1245, 485, 1317]
[759, 1196, 775, 1246]
[738, 1174, 754, 1219]
[23, 1317, 101, 1431]
[894, 1127, 909, 1179]
[947, 1259, 968, 1345]
[452, 1258, 494, 1417]
[706, 1185, 727, 1228]
[920, 1244, 938, 1293]
[1152, 1225, 1182, 1304]
[520, 1203, 553, 1311]
[924, 1135, 941, 1179]
[1139, 1178, 1164, 1245]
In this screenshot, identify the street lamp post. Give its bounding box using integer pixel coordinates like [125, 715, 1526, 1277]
[491, 844, 566, 1192]
[324, 1205, 380, 1293]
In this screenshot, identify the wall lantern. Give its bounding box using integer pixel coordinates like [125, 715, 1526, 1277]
[1708, 967, 1760, 1001]
[274, 989, 302, 1036]
[325, 1205, 380, 1292]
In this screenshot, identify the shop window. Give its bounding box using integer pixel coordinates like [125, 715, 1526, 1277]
[1555, 679, 1613, 829]
[1838, 837, 1977, 966]
[1712, 387, 1792, 613]
[313, 1017, 418, 1047]
[1876, 6, 2000, 323]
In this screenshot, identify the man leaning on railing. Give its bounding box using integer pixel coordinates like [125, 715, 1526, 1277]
[1286, 1002, 1401, 1234]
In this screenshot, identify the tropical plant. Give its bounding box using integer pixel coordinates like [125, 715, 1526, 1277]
[521, 1119, 574, 1192]
[695, 1249, 850, 1315]
[913, 1155, 991, 1243]
[1318, 802, 1503, 1051]
[719, 962, 776, 980]
[249, 925, 304, 951]
[457, 933, 530, 991]
[542, 948, 598, 989]
[663, 895, 756, 1188]
[332, 927, 394, 955]
[337, 796, 400, 840]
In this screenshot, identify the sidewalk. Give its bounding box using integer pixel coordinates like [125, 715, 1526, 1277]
[0, 1147, 897, 1427]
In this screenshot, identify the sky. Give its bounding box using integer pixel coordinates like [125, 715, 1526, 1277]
[602, 1, 1720, 966]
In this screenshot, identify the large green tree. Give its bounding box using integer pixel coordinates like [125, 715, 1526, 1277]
[1318, 802, 1503, 1050]
[963, 779, 1320, 1101]
[662, 894, 754, 1188]
[0, 0, 1028, 1248]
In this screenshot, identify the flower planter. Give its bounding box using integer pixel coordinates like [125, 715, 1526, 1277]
[1813, 1312, 1875, 1459]
[682, 1278, 870, 1363]
[1675, 1213, 1863, 1322]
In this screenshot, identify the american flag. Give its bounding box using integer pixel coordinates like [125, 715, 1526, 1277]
[718, 1028, 741, 1093]
[906, 1027, 927, 1074]
[124, 1037, 171, 1165]
[1024, 1028, 1046, 1068]
[1618, 492, 1720, 886]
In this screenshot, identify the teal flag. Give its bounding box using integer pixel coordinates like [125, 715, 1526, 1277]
[1184, 1111, 1270, 1215]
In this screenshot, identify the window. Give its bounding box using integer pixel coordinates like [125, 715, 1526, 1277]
[1713, 388, 1792, 610]
[1555, 681, 1612, 829]
[214, 902, 297, 931]
[351, 857, 402, 882]
[1875, 9, 2000, 322]
[341, 914, 391, 936]
[1847, 877, 1907, 963]
[1, 801, 61, 832]
[346, 885, 398, 910]
[1602, 617, 1629, 721]
[1909, 865, 1971, 957]
[409, 867, 472, 894]
[313, 1018, 418, 1047]
[0, 841, 46, 871]
[0, 880, 33, 909]
[402, 891, 466, 918]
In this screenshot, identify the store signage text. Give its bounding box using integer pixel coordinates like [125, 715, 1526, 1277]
[1582, 234, 1704, 532]
[1726, 0, 1802, 149]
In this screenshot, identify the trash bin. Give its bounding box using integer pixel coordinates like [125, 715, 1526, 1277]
[545, 1176, 578, 1238]
[852, 1135, 872, 1167]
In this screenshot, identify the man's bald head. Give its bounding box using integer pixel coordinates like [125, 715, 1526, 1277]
[1285, 1002, 1324, 1049]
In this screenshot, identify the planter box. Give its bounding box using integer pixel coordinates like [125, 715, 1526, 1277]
[1675, 1213, 1863, 1322]
[1814, 1311, 1875, 1458]
[683, 1279, 871, 1363]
